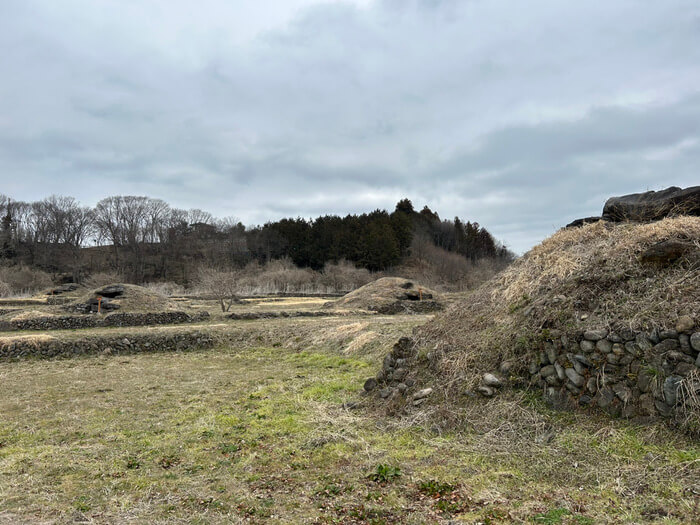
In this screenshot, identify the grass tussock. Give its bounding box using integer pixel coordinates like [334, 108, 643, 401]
[415, 217, 700, 389]
[0, 334, 57, 350]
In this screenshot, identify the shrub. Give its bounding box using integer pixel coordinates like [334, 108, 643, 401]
[143, 281, 185, 297]
[84, 271, 125, 289]
[0, 265, 52, 296]
[0, 280, 12, 298]
[197, 267, 240, 311]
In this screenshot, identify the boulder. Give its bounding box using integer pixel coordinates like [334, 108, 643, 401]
[565, 368, 585, 387]
[639, 240, 695, 266]
[565, 216, 602, 228]
[602, 186, 700, 222]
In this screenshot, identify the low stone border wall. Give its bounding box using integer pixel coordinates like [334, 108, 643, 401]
[0, 331, 216, 359]
[180, 292, 349, 301]
[227, 311, 353, 320]
[4, 311, 210, 331]
[370, 300, 443, 315]
[46, 297, 74, 305]
[366, 318, 700, 423]
[526, 320, 699, 418]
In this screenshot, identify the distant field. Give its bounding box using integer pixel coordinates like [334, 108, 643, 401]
[0, 300, 698, 524]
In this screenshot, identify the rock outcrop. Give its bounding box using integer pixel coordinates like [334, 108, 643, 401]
[567, 185, 699, 227]
[602, 186, 700, 222]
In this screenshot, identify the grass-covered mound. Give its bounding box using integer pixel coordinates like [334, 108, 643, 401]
[71, 283, 181, 313]
[327, 277, 443, 314]
[415, 217, 699, 388]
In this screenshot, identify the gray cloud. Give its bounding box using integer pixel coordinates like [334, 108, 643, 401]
[1, 0, 699, 253]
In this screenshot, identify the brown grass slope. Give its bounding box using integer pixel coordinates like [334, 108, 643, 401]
[327, 277, 443, 313]
[415, 217, 700, 388]
[72, 283, 182, 313]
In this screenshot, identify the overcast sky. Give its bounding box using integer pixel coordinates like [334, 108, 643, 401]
[1, 0, 698, 253]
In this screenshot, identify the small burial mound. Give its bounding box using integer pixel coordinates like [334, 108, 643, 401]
[71, 283, 181, 313]
[327, 277, 443, 314]
[366, 216, 700, 432]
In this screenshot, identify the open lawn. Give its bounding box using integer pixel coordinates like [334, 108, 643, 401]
[0, 309, 698, 523]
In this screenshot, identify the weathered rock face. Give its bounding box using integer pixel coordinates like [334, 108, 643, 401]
[567, 186, 699, 227]
[602, 186, 700, 222]
[96, 285, 126, 298]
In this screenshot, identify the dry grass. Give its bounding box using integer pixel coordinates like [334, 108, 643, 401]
[0, 334, 57, 350]
[8, 310, 56, 322]
[415, 218, 700, 392]
[1, 337, 697, 524]
[499, 216, 700, 310]
[328, 277, 442, 312]
[0, 292, 698, 523]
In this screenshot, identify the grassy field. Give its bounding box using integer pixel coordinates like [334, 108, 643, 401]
[0, 304, 699, 523]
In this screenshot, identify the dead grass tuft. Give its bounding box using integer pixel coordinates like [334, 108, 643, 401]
[0, 334, 57, 349]
[9, 310, 56, 322]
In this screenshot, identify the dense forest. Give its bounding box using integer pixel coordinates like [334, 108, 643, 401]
[0, 194, 513, 284]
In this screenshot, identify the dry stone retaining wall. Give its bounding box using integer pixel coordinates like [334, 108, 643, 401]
[227, 311, 352, 320]
[0, 331, 216, 360]
[367, 318, 700, 422]
[527, 319, 700, 419]
[4, 311, 210, 331]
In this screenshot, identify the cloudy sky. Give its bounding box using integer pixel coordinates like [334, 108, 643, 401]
[1, 0, 698, 253]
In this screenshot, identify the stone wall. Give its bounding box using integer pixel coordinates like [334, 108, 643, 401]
[4, 311, 210, 331]
[0, 331, 216, 359]
[525, 317, 699, 418]
[227, 311, 351, 320]
[366, 317, 700, 422]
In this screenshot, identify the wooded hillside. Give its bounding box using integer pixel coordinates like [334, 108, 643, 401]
[0, 194, 513, 284]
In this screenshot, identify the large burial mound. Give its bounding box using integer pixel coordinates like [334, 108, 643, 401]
[369, 213, 700, 433]
[328, 277, 443, 314]
[71, 284, 180, 313]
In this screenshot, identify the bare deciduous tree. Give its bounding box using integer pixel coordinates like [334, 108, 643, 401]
[197, 267, 241, 312]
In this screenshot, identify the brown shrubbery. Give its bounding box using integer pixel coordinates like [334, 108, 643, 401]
[83, 271, 126, 289]
[0, 265, 53, 297]
[194, 258, 374, 297]
[394, 237, 509, 292]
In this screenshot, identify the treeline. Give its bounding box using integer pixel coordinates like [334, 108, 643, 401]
[0, 194, 513, 283]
